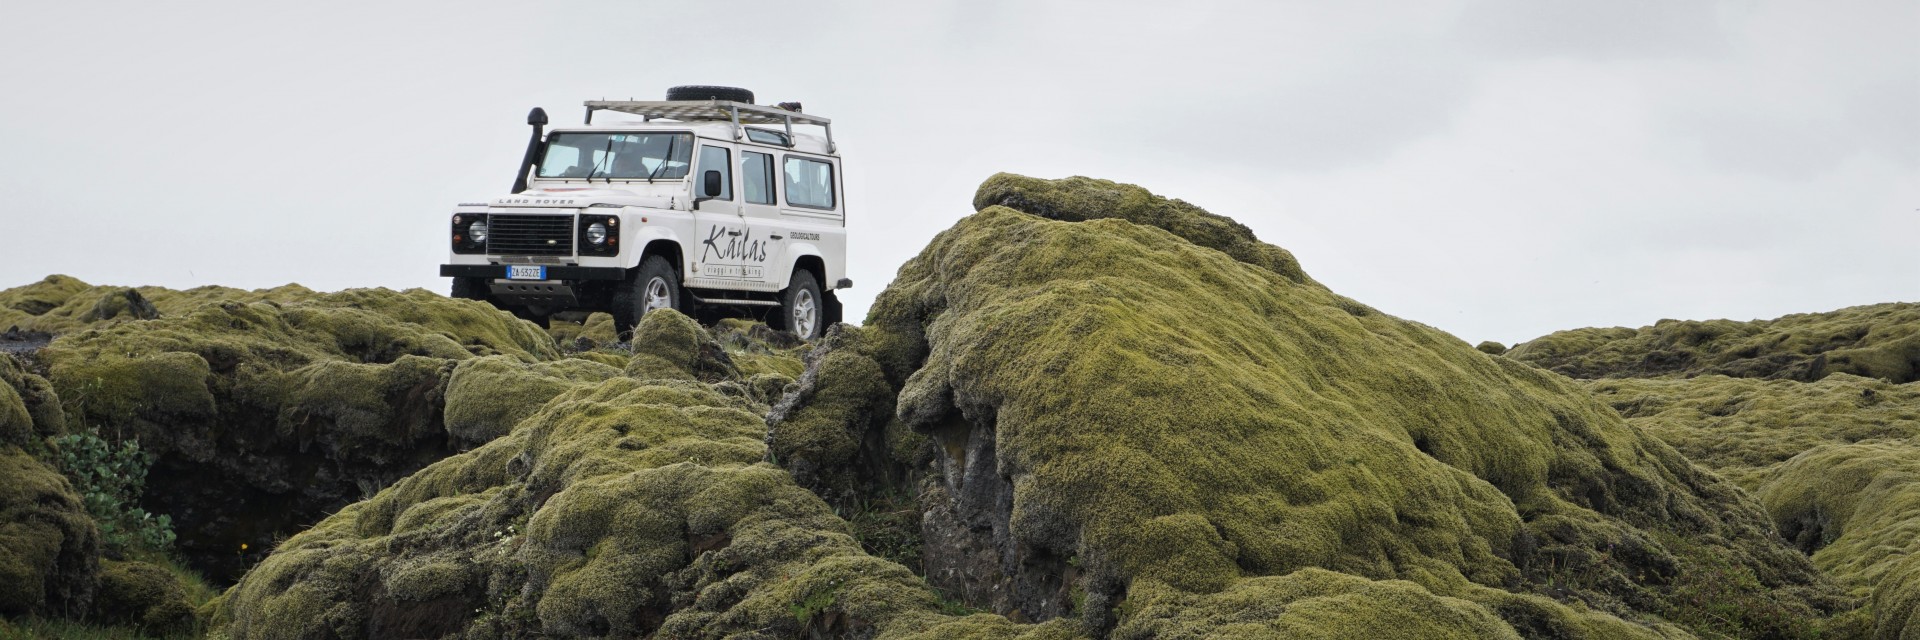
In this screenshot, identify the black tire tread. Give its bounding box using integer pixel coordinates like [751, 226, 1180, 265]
[665, 85, 754, 103]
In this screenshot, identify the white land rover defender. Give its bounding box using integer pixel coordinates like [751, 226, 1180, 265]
[440, 86, 849, 340]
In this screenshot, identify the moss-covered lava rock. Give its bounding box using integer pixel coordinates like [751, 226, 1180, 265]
[30, 286, 556, 581]
[212, 311, 1021, 639]
[0, 446, 99, 619]
[1593, 373, 1920, 637]
[1508, 303, 1920, 383]
[806, 174, 1844, 637]
[91, 559, 197, 636]
[0, 274, 317, 337]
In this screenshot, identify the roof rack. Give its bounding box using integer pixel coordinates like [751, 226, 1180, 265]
[582, 99, 834, 152]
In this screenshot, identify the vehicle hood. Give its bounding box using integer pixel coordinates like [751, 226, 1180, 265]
[491, 185, 682, 210]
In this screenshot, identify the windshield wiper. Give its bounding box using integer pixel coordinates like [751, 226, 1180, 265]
[646, 135, 678, 184]
[588, 136, 615, 183]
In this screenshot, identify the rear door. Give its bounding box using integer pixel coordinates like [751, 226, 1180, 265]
[737, 148, 787, 287]
[779, 153, 844, 287]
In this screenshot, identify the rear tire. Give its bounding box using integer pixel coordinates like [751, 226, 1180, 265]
[776, 270, 824, 340]
[612, 256, 683, 341]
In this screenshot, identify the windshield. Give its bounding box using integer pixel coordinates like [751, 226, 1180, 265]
[536, 132, 694, 180]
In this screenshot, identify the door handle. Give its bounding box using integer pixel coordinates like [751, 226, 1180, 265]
[727, 230, 742, 236]
[769, 235, 784, 240]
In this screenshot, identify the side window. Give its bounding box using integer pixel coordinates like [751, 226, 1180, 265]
[741, 151, 775, 205]
[782, 156, 836, 210]
[697, 145, 732, 201]
[745, 129, 791, 146]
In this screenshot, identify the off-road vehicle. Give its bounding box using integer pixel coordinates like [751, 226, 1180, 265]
[440, 86, 849, 340]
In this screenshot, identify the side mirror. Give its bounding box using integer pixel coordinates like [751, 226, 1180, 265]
[693, 170, 723, 210]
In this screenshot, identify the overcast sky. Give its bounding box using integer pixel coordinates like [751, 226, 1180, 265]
[0, 0, 1913, 345]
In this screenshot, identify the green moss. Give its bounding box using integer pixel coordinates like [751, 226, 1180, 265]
[547, 312, 618, 347]
[971, 174, 1314, 285]
[19, 285, 562, 584]
[766, 328, 897, 501]
[214, 310, 1061, 638]
[1508, 303, 1920, 383]
[1557, 337, 1920, 632]
[0, 364, 33, 447]
[1591, 374, 1920, 489]
[1753, 441, 1920, 637]
[624, 309, 737, 381]
[443, 356, 620, 446]
[1112, 570, 1532, 640]
[91, 559, 196, 637]
[854, 178, 1835, 637]
[0, 356, 64, 444]
[0, 616, 152, 639]
[0, 446, 99, 618]
[0, 274, 321, 337]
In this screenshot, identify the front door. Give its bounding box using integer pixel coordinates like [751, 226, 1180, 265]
[691, 143, 772, 284]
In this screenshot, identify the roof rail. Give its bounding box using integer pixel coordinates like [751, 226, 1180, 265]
[582, 99, 834, 151]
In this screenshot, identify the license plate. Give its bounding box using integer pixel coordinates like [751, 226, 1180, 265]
[505, 265, 547, 280]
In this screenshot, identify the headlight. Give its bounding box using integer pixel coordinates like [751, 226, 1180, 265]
[469, 222, 488, 243]
[587, 222, 607, 245]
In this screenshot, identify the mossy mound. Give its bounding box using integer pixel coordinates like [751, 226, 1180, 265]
[0, 446, 99, 618]
[91, 559, 196, 636]
[799, 174, 1844, 637]
[443, 356, 622, 447]
[0, 355, 64, 445]
[547, 312, 618, 347]
[212, 313, 1017, 639]
[973, 173, 1313, 285]
[33, 287, 557, 581]
[1508, 303, 1920, 383]
[1593, 373, 1920, 636]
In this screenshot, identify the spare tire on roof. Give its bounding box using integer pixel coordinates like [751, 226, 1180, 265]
[665, 85, 755, 103]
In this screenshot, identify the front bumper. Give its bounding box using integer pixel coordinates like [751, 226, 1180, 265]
[441, 264, 627, 309]
[439, 264, 626, 281]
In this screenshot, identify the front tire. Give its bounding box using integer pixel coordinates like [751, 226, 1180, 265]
[777, 270, 823, 340]
[512, 306, 550, 329]
[612, 256, 683, 341]
[450, 277, 487, 300]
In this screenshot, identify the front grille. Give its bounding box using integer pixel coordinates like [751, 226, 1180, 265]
[487, 214, 574, 256]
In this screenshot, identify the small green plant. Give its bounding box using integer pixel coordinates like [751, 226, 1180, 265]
[789, 587, 838, 627]
[931, 588, 981, 617]
[845, 489, 922, 571]
[54, 432, 175, 553]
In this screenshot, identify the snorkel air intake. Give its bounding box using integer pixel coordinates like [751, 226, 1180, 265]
[511, 107, 549, 194]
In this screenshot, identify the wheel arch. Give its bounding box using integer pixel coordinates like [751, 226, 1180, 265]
[789, 253, 826, 289]
[639, 238, 684, 276]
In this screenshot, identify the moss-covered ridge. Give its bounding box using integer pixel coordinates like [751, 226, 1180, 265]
[213, 311, 1000, 638]
[30, 286, 558, 581]
[1507, 303, 1920, 383]
[1593, 374, 1920, 637]
[841, 174, 1840, 637]
[0, 274, 318, 336]
[215, 310, 1552, 640]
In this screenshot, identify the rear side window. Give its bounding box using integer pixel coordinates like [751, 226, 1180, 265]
[697, 145, 732, 201]
[783, 156, 835, 210]
[741, 151, 775, 205]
